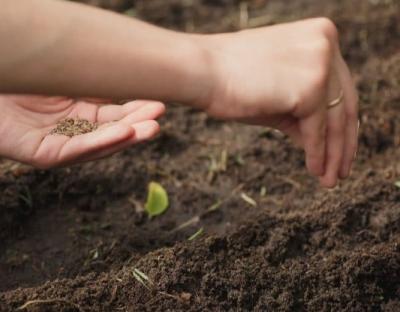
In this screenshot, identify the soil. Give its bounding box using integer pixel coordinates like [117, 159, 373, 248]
[1, 0, 399, 311]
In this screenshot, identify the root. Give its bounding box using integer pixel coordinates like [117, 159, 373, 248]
[18, 298, 82, 311]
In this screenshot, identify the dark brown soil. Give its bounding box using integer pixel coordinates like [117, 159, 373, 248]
[1, 0, 399, 311]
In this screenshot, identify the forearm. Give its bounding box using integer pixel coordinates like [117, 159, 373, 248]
[0, 0, 212, 106]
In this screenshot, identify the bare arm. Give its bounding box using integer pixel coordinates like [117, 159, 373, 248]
[0, 0, 210, 106]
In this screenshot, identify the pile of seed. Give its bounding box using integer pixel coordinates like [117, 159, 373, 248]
[49, 118, 98, 137]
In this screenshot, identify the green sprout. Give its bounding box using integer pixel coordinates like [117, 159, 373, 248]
[207, 200, 223, 213]
[395, 181, 400, 188]
[145, 182, 169, 217]
[188, 228, 204, 241]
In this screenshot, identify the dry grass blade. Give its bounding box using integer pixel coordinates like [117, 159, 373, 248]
[133, 268, 152, 284]
[260, 186, 267, 197]
[241, 192, 257, 207]
[170, 215, 200, 233]
[18, 299, 82, 311]
[132, 269, 151, 290]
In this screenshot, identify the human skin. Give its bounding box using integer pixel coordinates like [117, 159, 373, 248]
[0, 0, 358, 188]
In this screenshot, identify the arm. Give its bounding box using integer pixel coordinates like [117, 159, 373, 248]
[0, 0, 210, 106]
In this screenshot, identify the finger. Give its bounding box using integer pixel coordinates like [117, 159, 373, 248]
[299, 110, 326, 176]
[97, 100, 165, 124]
[319, 101, 346, 188]
[34, 123, 135, 167]
[119, 101, 166, 125]
[336, 55, 359, 178]
[131, 120, 160, 142]
[75, 120, 160, 163]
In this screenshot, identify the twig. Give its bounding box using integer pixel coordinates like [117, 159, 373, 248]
[169, 216, 200, 233]
[279, 176, 302, 190]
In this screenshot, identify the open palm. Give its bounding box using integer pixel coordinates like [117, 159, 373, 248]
[0, 95, 165, 168]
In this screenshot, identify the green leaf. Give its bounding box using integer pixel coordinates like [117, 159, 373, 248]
[145, 182, 169, 217]
[395, 181, 400, 188]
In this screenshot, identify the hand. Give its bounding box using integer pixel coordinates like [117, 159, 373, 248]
[0, 95, 165, 168]
[200, 18, 359, 188]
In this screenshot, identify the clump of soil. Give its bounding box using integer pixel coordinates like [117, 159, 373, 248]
[49, 118, 98, 137]
[0, 0, 399, 311]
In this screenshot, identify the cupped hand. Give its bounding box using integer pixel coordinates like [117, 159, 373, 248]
[200, 18, 359, 188]
[0, 95, 165, 168]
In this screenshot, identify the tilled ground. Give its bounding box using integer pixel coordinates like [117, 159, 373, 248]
[0, 0, 399, 311]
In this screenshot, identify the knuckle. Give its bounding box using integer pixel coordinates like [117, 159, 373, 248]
[314, 17, 339, 41]
[308, 38, 334, 70]
[316, 39, 333, 61]
[289, 92, 308, 115]
[304, 40, 332, 88]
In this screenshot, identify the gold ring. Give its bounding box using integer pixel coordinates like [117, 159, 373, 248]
[328, 89, 344, 109]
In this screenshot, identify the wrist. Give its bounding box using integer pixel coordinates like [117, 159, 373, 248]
[178, 33, 221, 112]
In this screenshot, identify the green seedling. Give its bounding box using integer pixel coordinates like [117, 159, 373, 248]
[188, 228, 204, 241]
[207, 149, 228, 181]
[145, 182, 169, 217]
[234, 154, 245, 166]
[207, 200, 223, 212]
[395, 181, 400, 188]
